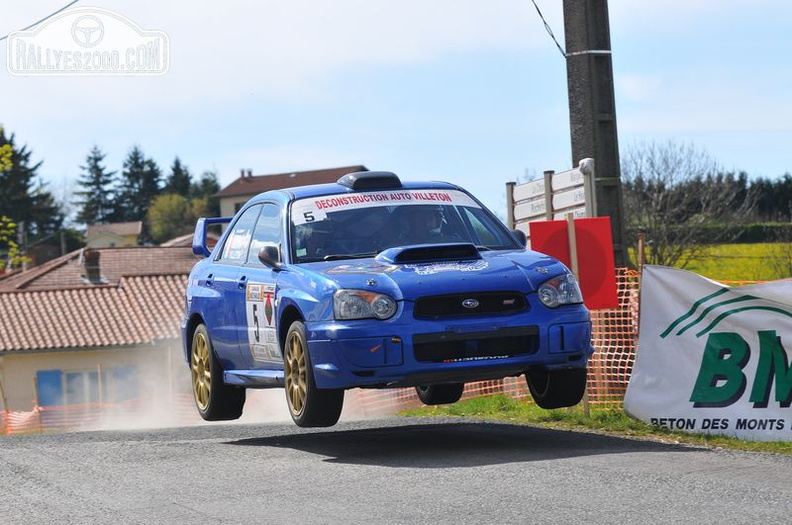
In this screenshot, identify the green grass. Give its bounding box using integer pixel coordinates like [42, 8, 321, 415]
[401, 394, 792, 455]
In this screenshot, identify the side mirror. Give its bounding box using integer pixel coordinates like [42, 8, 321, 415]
[258, 244, 282, 270]
[512, 229, 528, 247]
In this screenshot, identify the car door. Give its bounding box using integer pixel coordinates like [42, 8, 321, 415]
[236, 202, 284, 370]
[209, 204, 262, 369]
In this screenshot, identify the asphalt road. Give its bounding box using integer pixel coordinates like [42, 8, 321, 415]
[2, 416, 791, 524]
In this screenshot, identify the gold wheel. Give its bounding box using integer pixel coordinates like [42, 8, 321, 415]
[284, 328, 307, 417]
[191, 330, 211, 411]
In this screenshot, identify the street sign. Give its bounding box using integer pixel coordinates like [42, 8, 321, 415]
[506, 158, 596, 244]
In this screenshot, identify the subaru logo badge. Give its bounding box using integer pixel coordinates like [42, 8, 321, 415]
[462, 298, 479, 309]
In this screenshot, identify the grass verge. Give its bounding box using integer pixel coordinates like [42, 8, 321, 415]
[400, 394, 792, 455]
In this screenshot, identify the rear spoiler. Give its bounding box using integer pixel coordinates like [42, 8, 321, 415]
[192, 217, 233, 257]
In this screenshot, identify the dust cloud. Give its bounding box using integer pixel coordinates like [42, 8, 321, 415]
[82, 350, 400, 433]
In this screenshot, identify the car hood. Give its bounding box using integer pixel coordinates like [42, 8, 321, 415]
[290, 244, 569, 301]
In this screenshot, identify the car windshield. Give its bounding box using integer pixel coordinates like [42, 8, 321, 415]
[290, 188, 519, 263]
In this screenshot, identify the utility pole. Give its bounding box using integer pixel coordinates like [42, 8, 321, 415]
[563, 0, 626, 267]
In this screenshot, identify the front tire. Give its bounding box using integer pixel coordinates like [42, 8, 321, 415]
[191, 323, 245, 420]
[415, 383, 465, 405]
[526, 368, 588, 409]
[284, 320, 344, 427]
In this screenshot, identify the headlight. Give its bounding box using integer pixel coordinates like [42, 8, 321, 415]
[537, 273, 584, 308]
[334, 289, 398, 320]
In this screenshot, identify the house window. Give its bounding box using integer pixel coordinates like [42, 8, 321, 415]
[35, 366, 139, 406]
[65, 370, 100, 405]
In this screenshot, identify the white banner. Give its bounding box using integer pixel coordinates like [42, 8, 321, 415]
[624, 265, 792, 441]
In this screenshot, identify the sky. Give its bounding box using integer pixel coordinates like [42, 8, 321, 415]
[1, 0, 790, 220]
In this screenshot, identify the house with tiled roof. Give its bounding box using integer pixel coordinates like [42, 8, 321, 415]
[85, 221, 143, 248]
[0, 245, 199, 414]
[218, 165, 367, 217]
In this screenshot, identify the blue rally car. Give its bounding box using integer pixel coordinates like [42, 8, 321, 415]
[182, 171, 594, 427]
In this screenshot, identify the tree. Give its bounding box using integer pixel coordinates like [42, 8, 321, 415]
[147, 193, 193, 243]
[190, 169, 221, 216]
[114, 146, 162, 225]
[0, 127, 63, 241]
[0, 129, 10, 172]
[0, 216, 28, 270]
[164, 157, 192, 195]
[621, 140, 756, 268]
[74, 145, 117, 225]
[147, 193, 214, 244]
[752, 174, 792, 222]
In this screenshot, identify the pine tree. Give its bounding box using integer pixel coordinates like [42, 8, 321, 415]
[113, 146, 145, 222]
[74, 145, 117, 225]
[114, 146, 161, 223]
[141, 158, 162, 213]
[0, 127, 63, 240]
[164, 157, 192, 195]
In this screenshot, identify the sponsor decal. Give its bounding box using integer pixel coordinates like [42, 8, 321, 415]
[291, 189, 480, 225]
[324, 263, 398, 275]
[245, 283, 280, 361]
[404, 260, 489, 275]
[624, 266, 792, 441]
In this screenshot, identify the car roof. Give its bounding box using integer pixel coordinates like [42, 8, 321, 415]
[248, 179, 464, 204]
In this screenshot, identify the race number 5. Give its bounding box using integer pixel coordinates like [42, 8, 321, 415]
[252, 303, 261, 342]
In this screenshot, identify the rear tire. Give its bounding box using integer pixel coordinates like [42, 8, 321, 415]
[284, 320, 344, 427]
[415, 383, 465, 405]
[191, 324, 245, 420]
[526, 368, 587, 409]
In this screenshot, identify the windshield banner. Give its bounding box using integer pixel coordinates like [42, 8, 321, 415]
[291, 189, 479, 224]
[624, 265, 792, 441]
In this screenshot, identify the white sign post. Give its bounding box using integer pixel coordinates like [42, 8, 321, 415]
[506, 158, 596, 245]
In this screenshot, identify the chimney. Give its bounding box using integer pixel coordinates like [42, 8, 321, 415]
[247, 169, 253, 178]
[240, 168, 245, 178]
[83, 249, 102, 283]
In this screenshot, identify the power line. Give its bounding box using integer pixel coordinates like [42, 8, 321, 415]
[530, 0, 566, 58]
[0, 1, 81, 43]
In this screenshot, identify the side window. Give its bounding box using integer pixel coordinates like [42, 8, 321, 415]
[460, 207, 507, 247]
[219, 205, 261, 263]
[247, 203, 282, 264]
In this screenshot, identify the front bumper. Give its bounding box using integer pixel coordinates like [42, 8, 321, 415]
[305, 297, 593, 389]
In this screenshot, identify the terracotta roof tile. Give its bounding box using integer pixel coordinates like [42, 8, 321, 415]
[216, 165, 367, 198]
[0, 246, 200, 291]
[0, 244, 198, 352]
[0, 274, 188, 352]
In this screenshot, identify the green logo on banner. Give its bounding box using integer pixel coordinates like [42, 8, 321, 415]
[690, 330, 792, 408]
[660, 289, 792, 339]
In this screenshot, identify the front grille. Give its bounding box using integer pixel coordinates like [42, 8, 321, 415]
[413, 326, 539, 362]
[414, 291, 527, 319]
